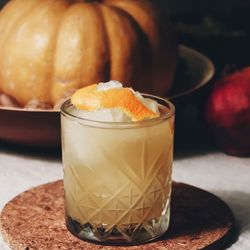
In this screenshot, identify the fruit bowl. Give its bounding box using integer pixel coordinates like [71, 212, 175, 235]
[0, 45, 214, 147]
[169, 45, 214, 105]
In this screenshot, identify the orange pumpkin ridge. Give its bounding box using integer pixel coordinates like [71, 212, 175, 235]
[0, 0, 177, 107]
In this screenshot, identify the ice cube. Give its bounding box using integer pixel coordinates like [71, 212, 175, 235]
[141, 98, 160, 115]
[97, 80, 123, 91]
[69, 106, 131, 122]
[133, 91, 160, 115]
[109, 108, 131, 122]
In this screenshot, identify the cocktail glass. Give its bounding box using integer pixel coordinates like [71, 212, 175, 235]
[61, 95, 175, 244]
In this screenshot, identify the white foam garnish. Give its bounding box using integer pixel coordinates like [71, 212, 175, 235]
[74, 81, 159, 122]
[97, 80, 122, 91]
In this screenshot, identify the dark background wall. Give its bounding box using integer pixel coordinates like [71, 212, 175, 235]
[0, 0, 6, 8]
[156, 0, 250, 17]
[0, 0, 250, 17]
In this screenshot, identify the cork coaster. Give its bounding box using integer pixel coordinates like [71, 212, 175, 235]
[0, 180, 235, 250]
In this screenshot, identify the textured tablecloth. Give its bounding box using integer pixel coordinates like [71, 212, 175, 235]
[0, 144, 250, 250]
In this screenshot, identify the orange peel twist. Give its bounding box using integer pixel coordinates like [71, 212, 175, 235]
[71, 84, 159, 121]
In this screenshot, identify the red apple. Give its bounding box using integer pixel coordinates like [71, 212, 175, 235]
[205, 67, 250, 156]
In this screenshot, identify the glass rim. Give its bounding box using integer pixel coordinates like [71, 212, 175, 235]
[61, 94, 175, 128]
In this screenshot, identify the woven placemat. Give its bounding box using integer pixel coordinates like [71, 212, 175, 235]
[0, 180, 235, 250]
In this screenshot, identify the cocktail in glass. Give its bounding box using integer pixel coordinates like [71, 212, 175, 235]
[61, 95, 175, 244]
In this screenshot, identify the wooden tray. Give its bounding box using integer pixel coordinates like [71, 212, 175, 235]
[0, 180, 235, 250]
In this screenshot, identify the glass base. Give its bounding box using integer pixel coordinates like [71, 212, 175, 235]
[66, 206, 170, 245]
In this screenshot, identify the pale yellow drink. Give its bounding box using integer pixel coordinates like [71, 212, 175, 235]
[61, 95, 175, 243]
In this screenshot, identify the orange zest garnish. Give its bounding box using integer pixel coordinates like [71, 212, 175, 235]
[71, 84, 159, 121]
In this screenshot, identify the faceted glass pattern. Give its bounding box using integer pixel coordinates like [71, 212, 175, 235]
[61, 97, 174, 244]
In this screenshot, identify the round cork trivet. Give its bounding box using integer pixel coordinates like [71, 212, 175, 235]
[0, 180, 235, 250]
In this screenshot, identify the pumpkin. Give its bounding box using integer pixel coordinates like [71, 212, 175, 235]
[0, 0, 177, 107]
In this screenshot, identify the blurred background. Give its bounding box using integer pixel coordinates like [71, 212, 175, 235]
[159, 0, 250, 70]
[157, 0, 250, 155]
[1, 0, 250, 75]
[1, 0, 250, 156]
[1, 0, 249, 77]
